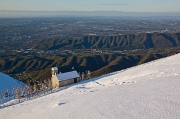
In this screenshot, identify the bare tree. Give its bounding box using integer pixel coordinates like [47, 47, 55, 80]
[18, 87, 23, 103]
[78, 72, 81, 81]
[33, 83, 37, 97]
[81, 72, 85, 80]
[4, 90, 10, 101]
[42, 80, 48, 95]
[87, 70, 91, 79]
[27, 87, 32, 100]
[12, 87, 15, 99]
[2, 89, 6, 102]
[13, 87, 23, 103]
[26, 80, 30, 87]
[0, 91, 3, 105]
[47, 78, 53, 93]
[23, 86, 32, 100]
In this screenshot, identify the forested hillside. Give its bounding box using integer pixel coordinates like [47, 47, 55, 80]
[0, 49, 176, 82]
[32, 33, 180, 50]
[1, 32, 180, 83]
[1, 32, 180, 51]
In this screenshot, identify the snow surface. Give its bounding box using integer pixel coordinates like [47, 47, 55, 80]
[0, 72, 24, 94]
[1, 54, 180, 119]
[52, 67, 58, 71]
[56, 70, 80, 81]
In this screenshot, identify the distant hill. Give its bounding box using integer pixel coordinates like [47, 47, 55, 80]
[32, 33, 180, 50]
[0, 53, 168, 81]
[1, 32, 180, 82]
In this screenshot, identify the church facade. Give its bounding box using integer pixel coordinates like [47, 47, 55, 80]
[51, 67, 81, 88]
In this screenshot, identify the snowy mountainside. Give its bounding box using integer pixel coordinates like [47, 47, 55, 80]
[0, 72, 24, 93]
[0, 54, 180, 119]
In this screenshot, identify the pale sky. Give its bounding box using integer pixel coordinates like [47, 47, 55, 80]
[0, 0, 180, 12]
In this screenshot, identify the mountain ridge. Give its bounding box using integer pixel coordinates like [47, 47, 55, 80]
[32, 33, 180, 50]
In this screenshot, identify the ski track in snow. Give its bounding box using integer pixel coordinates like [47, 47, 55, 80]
[0, 54, 180, 119]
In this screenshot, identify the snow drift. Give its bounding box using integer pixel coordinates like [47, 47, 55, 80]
[0, 54, 180, 119]
[0, 72, 24, 94]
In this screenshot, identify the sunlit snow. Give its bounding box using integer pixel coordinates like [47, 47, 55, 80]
[0, 54, 180, 119]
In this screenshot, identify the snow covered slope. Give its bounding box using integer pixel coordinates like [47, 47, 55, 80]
[0, 72, 24, 93]
[1, 54, 180, 119]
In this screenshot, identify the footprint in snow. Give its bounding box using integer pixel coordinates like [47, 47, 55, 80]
[90, 90, 98, 92]
[121, 81, 136, 85]
[95, 82, 105, 86]
[58, 102, 66, 106]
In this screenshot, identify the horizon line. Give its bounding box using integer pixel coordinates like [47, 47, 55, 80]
[0, 10, 180, 13]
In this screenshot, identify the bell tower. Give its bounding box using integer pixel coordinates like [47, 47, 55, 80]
[52, 67, 58, 77]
